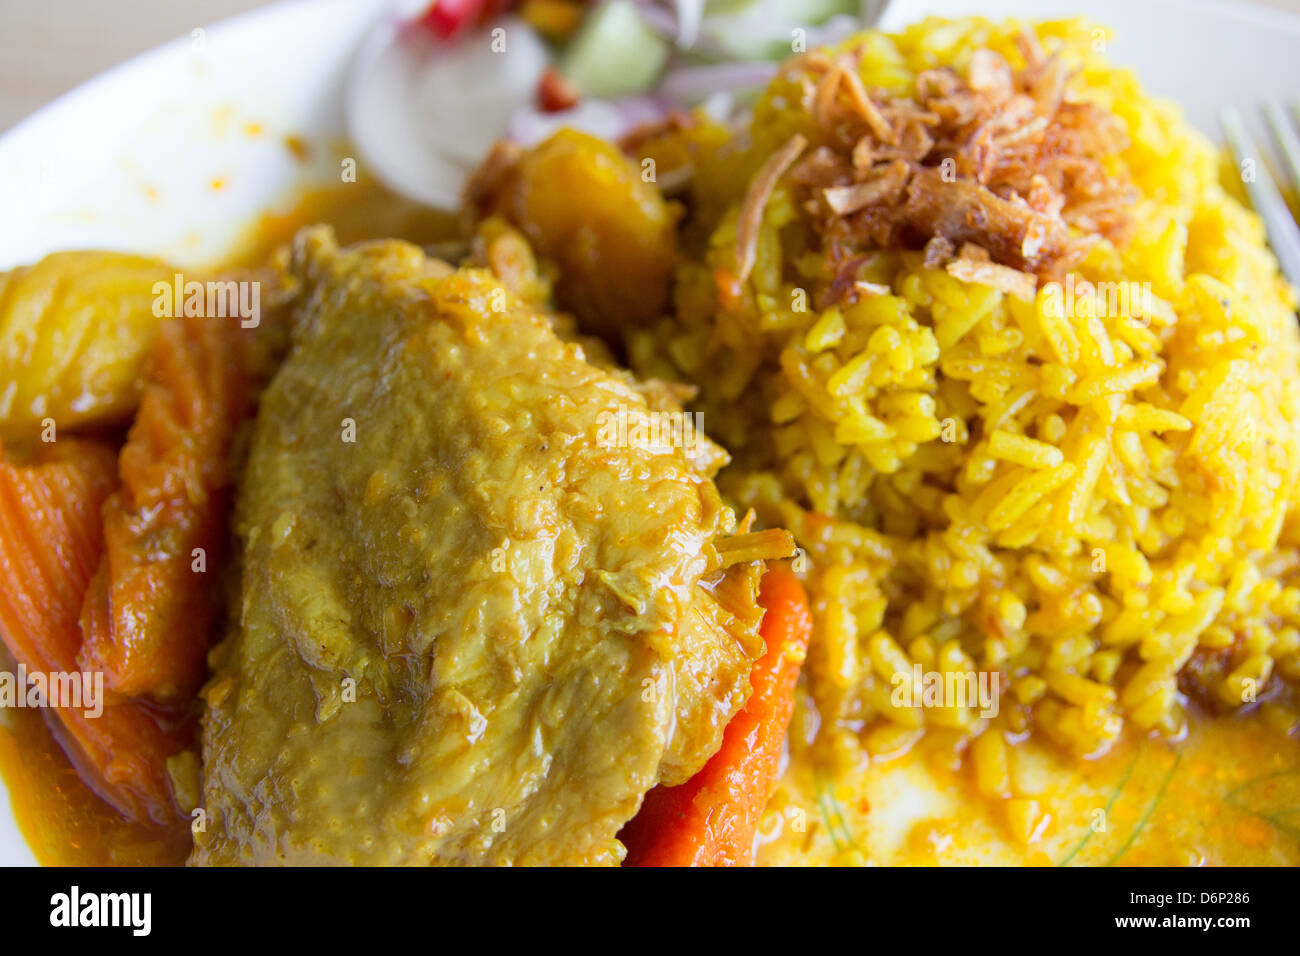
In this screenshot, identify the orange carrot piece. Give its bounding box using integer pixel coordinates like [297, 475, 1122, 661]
[0, 440, 190, 825]
[77, 309, 252, 701]
[621, 565, 813, 866]
[0, 440, 117, 669]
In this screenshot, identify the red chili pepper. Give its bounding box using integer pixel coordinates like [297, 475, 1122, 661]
[415, 0, 491, 40]
[537, 68, 580, 113]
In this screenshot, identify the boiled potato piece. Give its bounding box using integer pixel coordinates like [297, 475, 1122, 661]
[0, 251, 173, 433]
[480, 129, 678, 341]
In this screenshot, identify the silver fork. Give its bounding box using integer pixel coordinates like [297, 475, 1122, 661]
[1221, 103, 1300, 290]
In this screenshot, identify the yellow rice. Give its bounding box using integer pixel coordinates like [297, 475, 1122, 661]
[629, 17, 1300, 767]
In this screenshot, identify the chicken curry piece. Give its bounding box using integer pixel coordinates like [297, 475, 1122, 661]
[191, 227, 785, 864]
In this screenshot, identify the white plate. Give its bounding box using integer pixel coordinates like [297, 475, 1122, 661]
[0, 0, 1297, 866]
[0, 0, 390, 271]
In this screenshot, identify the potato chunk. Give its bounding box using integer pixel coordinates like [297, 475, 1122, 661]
[474, 129, 678, 341]
[0, 251, 172, 433]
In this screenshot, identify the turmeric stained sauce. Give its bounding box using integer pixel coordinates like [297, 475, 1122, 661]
[0, 705, 190, 866]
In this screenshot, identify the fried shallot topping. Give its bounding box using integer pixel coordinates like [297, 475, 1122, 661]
[736, 133, 808, 282]
[758, 33, 1136, 304]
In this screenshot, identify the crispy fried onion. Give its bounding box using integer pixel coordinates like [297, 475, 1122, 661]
[773, 32, 1136, 305]
[735, 133, 808, 282]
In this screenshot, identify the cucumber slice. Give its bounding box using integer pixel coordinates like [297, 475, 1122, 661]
[702, 0, 859, 61]
[559, 0, 670, 98]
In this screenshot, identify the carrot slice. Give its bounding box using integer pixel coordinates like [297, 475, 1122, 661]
[0, 440, 191, 825]
[0, 440, 117, 668]
[77, 309, 252, 701]
[621, 565, 813, 866]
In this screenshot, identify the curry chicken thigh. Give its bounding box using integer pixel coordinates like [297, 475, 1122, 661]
[190, 227, 788, 865]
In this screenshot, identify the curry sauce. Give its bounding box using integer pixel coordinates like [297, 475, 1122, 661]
[0, 694, 190, 866]
[6, 666, 1297, 866]
[758, 705, 1300, 866]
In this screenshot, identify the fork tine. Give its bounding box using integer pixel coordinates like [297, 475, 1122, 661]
[1220, 106, 1300, 290]
[1263, 101, 1300, 196]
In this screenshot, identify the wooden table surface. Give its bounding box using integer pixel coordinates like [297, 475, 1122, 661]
[1, 0, 1298, 132]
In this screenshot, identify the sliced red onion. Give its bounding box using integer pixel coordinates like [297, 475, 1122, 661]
[658, 61, 778, 104]
[411, 19, 550, 166]
[507, 95, 675, 146]
[630, 0, 681, 41]
[674, 0, 705, 48]
[807, 13, 864, 49]
[698, 90, 735, 123]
